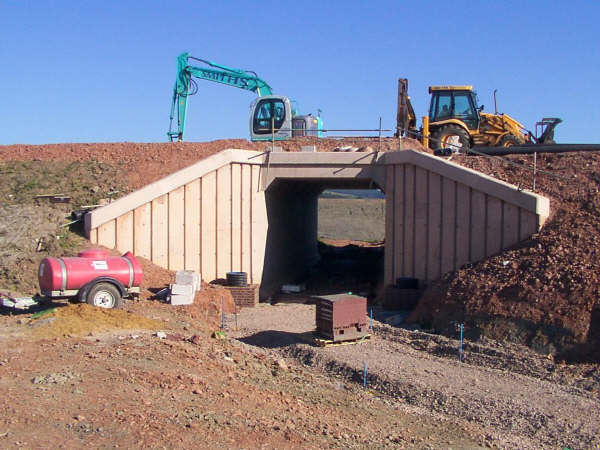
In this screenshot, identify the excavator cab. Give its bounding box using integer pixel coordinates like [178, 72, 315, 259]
[250, 96, 293, 140]
[249, 95, 322, 141]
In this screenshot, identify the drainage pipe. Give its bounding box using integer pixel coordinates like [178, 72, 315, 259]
[469, 144, 600, 156]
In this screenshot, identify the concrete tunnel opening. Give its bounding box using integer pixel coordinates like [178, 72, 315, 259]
[259, 178, 386, 303]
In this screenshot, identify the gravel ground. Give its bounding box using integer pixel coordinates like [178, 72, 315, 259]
[230, 302, 600, 449]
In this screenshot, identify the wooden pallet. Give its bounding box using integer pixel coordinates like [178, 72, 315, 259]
[313, 333, 372, 348]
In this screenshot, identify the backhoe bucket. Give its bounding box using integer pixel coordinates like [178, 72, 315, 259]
[536, 118, 562, 144]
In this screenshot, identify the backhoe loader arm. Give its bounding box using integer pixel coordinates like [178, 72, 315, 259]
[168, 52, 273, 141]
[395, 78, 417, 138]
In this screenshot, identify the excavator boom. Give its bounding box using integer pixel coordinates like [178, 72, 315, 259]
[168, 52, 273, 141]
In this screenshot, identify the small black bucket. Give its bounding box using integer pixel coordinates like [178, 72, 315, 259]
[226, 271, 248, 287]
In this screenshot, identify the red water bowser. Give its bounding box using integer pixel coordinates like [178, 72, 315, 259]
[38, 248, 143, 308]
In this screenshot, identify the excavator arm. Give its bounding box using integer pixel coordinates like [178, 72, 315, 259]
[168, 52, 273, 141]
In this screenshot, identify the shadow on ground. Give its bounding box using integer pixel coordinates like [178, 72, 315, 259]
[238, 330, 315, 349]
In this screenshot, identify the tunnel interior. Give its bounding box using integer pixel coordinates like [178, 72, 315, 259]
[259, 178, 386, 302]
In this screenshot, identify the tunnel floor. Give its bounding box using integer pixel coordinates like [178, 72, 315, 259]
[271, 238, 384, 304]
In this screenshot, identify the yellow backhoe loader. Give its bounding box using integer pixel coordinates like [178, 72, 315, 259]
[395, 79, 561, 153]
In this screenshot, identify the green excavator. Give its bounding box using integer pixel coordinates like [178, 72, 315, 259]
[168, 52, 322, 141]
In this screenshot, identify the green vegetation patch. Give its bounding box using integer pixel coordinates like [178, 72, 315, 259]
[0, 160, 129, 207]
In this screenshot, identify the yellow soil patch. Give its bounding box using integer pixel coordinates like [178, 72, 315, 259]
[30, 304, 163, 338]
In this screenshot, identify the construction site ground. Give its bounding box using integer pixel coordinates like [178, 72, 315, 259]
[0, 300, 483, 449]
[1, 138, 600, 448]
[231, 300, 599, 449]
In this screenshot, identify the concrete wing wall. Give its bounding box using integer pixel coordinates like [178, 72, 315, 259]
[85, 150, 268, 284]
[383, 151, 550, 284]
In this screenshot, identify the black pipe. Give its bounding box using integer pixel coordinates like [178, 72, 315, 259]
[469, 144, 600, 156]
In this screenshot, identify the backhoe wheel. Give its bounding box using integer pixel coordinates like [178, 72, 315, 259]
[431, 125, 470, 154]
[499, 134, 523, 147]
[86, 282, 122, 309]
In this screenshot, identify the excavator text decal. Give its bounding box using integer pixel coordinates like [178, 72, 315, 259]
[199, 70, 249, 89]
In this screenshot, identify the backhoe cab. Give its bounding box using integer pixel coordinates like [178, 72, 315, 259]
[168, 52, 322, 142]
[396, 79, 561, 153]
[427, 86, 484, 151]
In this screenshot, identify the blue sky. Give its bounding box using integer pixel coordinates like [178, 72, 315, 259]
[1, 1, 599, 145]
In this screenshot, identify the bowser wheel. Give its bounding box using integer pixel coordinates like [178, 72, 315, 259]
[86, 282, 122, 309]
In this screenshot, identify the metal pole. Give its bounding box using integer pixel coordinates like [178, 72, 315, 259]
[459, 323, 464, 362]
[271, 117, 275, 152]
[378, 117, 382, 153]
[369, 308, 373, 332]
[259, 128, 392, 132]
[533, 152, 537, 192]
[493, 89, 498, 115]
[261, 118, 274, 193]
[363, 361, 367, 388]
[422, 116, 430, 149]
[221, 297, 225, 330]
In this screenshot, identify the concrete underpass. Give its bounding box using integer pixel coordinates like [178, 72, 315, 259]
[85, 148, 549, 301]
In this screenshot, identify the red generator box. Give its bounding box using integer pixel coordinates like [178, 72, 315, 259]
[315, 294, 368, 342]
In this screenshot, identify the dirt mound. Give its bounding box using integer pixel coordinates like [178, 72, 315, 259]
[136, 255, 176, 300]
[0, 205, 65, 255]
[30, 303, 163, 338]
[135, 254, 236, 317]
[0, 208, 91, 296]
[409, 151, 600, 360]
[0, 137, 424, 191]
